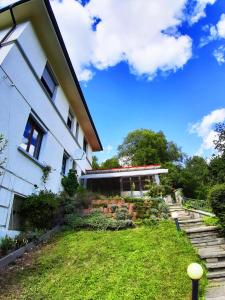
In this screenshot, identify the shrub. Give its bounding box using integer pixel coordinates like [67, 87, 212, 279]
[60, 188, 96, 216]
[145, 183, 165, 198]
[20, 190, 59, 230]
[202, 216, 220, 227]
[0, 236, 15, 256]
[65, 212, 134, 231]
[61, 169, 79, 197]
[208, 184, 225, 227]
[115, 206, 131, 220]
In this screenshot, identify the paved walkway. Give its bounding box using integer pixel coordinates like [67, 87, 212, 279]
[169, 205, 225, 300]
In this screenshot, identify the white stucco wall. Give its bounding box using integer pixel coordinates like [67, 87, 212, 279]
[0, 22, 94, 234]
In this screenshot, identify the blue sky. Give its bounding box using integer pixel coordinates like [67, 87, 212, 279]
[2, 0, 225, 162]
[62, 0, 225, 162]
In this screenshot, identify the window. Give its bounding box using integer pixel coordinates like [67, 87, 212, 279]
[41, 64, 57, 98]
[61, 151, 69, 175]
[83, 138, 87, 154]
[75, 121, 79, 140]
[67, 109, 74, 130]
[20, 117, 43, 159]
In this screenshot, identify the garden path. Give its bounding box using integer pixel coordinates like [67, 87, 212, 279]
[169, 204, 225, 300]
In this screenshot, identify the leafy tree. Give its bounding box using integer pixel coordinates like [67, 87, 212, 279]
[180, 156, 209, 199]
[101, 157, 121, 169]
[208, 154, 225, 185]
[61, 169, 79, 197]
[214, 123, 225, 154]
[118, 129, 182, 166]
[160, 162, 183, 190]
[92, 155, 100, 170]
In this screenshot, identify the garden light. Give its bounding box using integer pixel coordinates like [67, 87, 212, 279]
[171, 211, 180, 231]
[171, 212, 178, 219]
[187, 263, 203, 300]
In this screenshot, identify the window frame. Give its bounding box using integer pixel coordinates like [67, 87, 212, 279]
[21, 116, 44, 160]
[67, 109, 74, 131]
[41, 63, 58, 99]
[61, 151, 70, 175]
[75, 121, 79, 140]
[83, 138, 87, 154]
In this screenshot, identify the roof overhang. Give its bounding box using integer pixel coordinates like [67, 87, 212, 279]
[0, 0, 103, 151]
[81, 168, 168, 179]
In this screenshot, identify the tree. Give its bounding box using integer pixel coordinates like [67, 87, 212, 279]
[118, 129, 182, 166]
[214, 123, 225, 154]
[180, 156, 209, 199]
[208, 154, 225, 185]
[92, 155, 100, 170]
[160, 162, 183, 190]
[101, 157, 121, 169]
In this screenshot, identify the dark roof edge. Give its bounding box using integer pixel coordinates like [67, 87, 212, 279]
[0, 0, 103, 151]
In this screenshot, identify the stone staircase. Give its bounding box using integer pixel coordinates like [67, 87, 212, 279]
[169, 205, 225, 299]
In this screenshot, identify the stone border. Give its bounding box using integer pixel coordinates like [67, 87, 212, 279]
[0, 226, 61, 270]
[183, 207, 215, 218]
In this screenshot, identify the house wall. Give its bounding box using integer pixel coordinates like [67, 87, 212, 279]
[0, 22, 93, 236]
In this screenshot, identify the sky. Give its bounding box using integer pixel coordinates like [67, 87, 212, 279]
[2, 0, 225, 163]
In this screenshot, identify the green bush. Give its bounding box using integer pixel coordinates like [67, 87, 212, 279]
[208, 184, 225, 227]
[65, 212, 134, 231]
[20, 190, 59, 230]
[0, 236, 15, 256]
[202, 216, 220, 227]
[115, 205, 131, 220]
[61, 169, 79, 197]
[60, 188, 96, 217]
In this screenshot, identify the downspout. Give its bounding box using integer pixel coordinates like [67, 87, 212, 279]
[0, 5, 17, 48]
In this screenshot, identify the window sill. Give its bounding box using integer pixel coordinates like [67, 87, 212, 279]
[18, 147, 45, 169]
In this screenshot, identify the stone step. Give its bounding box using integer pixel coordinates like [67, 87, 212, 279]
[207, 270, 225, 280]
[185, 226, 219, 234]
[181, 223, 204, 229]
[193, 239, 225, 248]
[179, 218, 203, 224]
[200, 250, 225, 260]
[207, 261, 225, 270]
[206, 284, 225, 299]
[191, 236, 221, 243]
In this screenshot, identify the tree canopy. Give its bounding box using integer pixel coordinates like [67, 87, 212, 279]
[118, 129, 183, 166]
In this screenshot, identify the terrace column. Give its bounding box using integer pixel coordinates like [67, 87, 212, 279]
[138, 176, 143, 197]
[120, 177, 123, 196]
[154, 175, 160, 185]
[129, 177, 132, 197]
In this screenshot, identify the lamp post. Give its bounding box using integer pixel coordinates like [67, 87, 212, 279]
[187, 263, 204, 300]
[171, 211, 180, 231]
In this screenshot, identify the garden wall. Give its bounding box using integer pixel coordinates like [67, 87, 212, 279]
[83, 199, 138, 220]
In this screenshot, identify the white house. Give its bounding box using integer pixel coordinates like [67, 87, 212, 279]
[0, 0, 102, 237]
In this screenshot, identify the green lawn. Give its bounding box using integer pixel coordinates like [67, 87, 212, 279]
[0, 221, 206, 300]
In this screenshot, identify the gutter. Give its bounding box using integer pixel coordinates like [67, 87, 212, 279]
[0, 0, 103, 151]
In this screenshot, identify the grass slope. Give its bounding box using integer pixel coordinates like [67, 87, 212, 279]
[0, 221, 206, 300]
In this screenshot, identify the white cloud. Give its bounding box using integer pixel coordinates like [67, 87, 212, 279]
[189, 108, 225, 155]
[213, 46, 225, 65]
[207, 13, 225, 41]
[51, 0, 193, 81]
[217, 14, 225, 38]
[103, 145, 113, 154]
[189, 0, 217, 24]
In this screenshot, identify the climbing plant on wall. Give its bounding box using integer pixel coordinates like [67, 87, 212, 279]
[0, 134, 7, 176]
